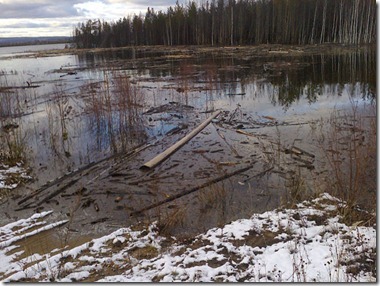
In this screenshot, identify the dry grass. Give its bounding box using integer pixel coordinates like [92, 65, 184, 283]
[1, 129, 26, 166]
[83, 70, 146, 154]
[130, 244, 159, 260]
[198, 183, 227, 213]
[320, 102, 376, 225]
[112, 70, 146, 149]
[156, 207, 188, 237]
[283, 167, 309, 207]
[0, 76, 28, 166]
[276, 100, 376, 225]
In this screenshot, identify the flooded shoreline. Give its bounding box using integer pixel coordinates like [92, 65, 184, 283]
[0, 44, 376, 247]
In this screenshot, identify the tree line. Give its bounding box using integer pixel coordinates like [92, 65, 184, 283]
[73, 0, 376, 48]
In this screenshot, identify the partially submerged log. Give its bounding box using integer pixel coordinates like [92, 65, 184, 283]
[0, 85, 40, 91]
[236, 129, 255, 137]
[141, 110, 221, 169]
[285, 146, 315, 159]
[262, 115, 276, 121]
[131, 161, 257, 216]
[291, 146, 315, 158]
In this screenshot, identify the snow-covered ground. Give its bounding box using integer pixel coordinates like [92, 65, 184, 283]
[0, 163, 31, 190]
[0, 193, 376, 282]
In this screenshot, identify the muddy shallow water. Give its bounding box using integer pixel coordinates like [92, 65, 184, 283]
[0, 44, 376, 245]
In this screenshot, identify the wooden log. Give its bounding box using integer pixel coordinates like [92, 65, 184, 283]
[242, 166, 274, 183]
[236, 129, 255, 137]
[291, 146, 315, 158]
[141, 110, 221, 169]
[291, 156, 314, 165]
[35, 179, 80, 207]
[131, 162, 256, 216]
[262, 115, 276, 121]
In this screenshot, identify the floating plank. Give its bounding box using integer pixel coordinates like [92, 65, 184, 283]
[141, 110, 221, 169]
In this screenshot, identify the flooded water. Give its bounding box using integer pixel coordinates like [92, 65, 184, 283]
[0, 44, 376, 239]
[0, 43, 68, 58]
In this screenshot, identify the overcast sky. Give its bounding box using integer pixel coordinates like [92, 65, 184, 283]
[0, 0, 186, 38]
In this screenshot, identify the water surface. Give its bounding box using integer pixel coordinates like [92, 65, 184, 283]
[0, 45, 376, 190]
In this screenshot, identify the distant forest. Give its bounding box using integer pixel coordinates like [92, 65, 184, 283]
[73, 0, 376, 48]
[0, 37, 71, 47]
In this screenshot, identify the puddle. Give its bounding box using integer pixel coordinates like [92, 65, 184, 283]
[6, 227, 92, 260]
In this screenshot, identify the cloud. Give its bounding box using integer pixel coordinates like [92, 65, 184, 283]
[0, 0, 79, 19]
[0, 0, 180, 19]
[0, 17, 82, 37]
[74, 1, 130, 20]
[73, 0, 174, 20]
[0, 0, 186, 37]
[2, 21, 51, 29]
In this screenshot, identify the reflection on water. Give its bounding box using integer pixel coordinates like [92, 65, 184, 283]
[83, 70, 147, 154]
[77, 46, 375, 112]
[0, 45, 376, 189]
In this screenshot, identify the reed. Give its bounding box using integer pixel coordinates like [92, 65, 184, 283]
[0, 76, 27, 167]
[84, 70, 146, 154]
[320, 102, 376, 225]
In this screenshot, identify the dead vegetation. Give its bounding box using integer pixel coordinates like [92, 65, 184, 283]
[82, 70, 147, 154]
[319, 102, 376, 226]
[0, 44, 376, 275]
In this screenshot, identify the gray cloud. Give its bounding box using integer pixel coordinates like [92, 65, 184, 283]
[0, 0, 182, 19]
[0, 0, 81, 19]
[2, 21, 52, 29]
[130, 0, 179, 6]
[0, 0, 186, 37]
